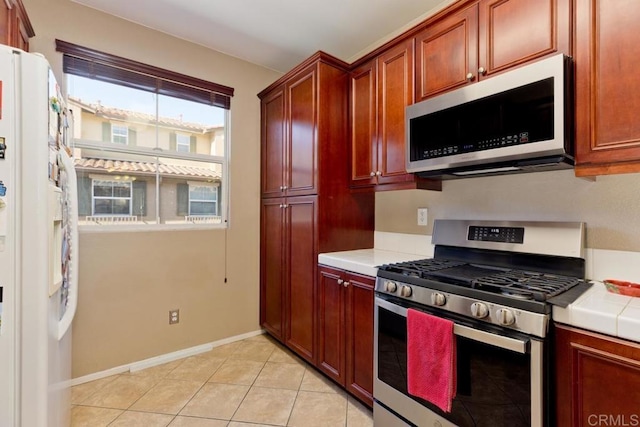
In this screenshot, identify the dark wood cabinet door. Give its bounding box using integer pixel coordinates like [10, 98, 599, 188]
[345, 273, 374, 407]
[12, 5, 29, 52]
[317, 265, 346, 385]
[555, 324, 640, 426]
[574, 0, 640, 176]
[478, 0, 570, 79]
[415, 4, 478, 101]
[286, 66, 318, 196]
[260, 198, 285, 339]
[350, 60, 377, 187]
[285, 196, 317, 362]
[376, 39, 415, 185]
[261, 87, 286, 198]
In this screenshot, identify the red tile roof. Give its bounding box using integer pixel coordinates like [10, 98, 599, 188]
[75, 157, 221, 180]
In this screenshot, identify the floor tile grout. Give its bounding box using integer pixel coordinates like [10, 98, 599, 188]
[70, 336, 372, 427]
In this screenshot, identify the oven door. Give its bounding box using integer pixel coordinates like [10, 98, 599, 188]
[374, 295, 545, 427]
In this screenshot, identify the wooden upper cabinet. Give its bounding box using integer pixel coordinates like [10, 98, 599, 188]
[286, 67, 318, 196]
[351, 40, 441, 191]
[350, 60, 377, 186]
[261, 87, 286, 197]
[377, 40, 416, 185]
[574, 0, 640, 176]
[415, 0, 570, 101]
[260, 65, 318, 198]
[1, 0, 34, 51]
[478, 0, 569, 78]
[415, 4, 478, 100]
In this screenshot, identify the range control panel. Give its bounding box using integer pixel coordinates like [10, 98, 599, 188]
[468, 226, 525, 244]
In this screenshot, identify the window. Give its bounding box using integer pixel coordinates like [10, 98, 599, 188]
[93, 179, 132, 215]
[111, 125, 128, 144]
[189, 184, 218, 215]
[176, 134, 191, 153]
[57, 40, 233, 229]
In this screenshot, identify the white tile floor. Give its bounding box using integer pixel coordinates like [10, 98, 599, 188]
[70, 334, 373, 426]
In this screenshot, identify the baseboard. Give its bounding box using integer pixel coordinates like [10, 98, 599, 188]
[70, 329, 265, 386]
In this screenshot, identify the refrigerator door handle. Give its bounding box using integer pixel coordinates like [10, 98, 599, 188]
[57, 148, 78, 340]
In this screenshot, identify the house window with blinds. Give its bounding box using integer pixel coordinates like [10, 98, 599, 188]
[56, 40, 233, 228]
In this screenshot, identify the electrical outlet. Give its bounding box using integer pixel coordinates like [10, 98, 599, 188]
[169, 309, 180, 325]
[417, 208, 428, 226]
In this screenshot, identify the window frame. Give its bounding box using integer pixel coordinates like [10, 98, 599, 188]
[176, 133, 191, 153]
[188, 182, 218, 216]
[111, 124, 129, 145]
[56, 40, 233, 232]
[91, 179, 133, 216]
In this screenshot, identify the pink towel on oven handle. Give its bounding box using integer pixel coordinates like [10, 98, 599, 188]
[407, 308, 457, 413]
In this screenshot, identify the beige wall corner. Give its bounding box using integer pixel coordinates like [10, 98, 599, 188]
[22, 0, 281, 377]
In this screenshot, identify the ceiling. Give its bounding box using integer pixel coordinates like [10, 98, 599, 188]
[71, 0, 452, 72]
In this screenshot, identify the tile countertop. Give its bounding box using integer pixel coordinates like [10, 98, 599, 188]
[553, 281, 640, 343]
[320, 233, 640, 344]
[318, 249, 428, 278]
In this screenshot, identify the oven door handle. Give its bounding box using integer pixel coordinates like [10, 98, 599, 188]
[375, 297, 529, 354]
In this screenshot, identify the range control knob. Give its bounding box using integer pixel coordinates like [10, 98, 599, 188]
[384, 281, 398, 293]
[470, 302, 489, 319]
[431, 292, 446, 306]
[400, 285, 413, 297]
[496, 308, 516, 326]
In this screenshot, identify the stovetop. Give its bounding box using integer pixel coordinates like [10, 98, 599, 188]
[378, 258, 584, 302]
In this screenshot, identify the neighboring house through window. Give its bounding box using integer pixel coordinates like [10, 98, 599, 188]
[57, 40, 233, 228]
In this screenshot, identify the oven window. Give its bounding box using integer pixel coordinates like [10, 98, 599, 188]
[377, 306, 531, 426]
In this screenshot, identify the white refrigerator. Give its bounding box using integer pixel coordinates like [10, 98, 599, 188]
[0, 45, 79, 426]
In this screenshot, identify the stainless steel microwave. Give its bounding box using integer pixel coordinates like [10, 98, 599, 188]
[406, 54, 573, 179]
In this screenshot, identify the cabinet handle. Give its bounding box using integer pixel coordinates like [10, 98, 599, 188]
[466, 72, 475, 81]
[337, 279, 344, 285]
[376, 171, 382, 176]
[343, 281, 350, 287]
[478, 67, 486, 75]
[370, 172, 376, 177]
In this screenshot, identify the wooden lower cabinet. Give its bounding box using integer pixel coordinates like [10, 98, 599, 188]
[317, 265, 374, 407]
[555, 324, 640, 426]
[260, 196, 317, 363]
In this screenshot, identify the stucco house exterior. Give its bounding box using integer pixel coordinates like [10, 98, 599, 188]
[68, 96, 225, 224]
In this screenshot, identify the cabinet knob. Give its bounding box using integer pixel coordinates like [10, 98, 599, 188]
[283, 185, 288, 190]
[478, 67, 486, 75]
[279, 204, 284, 208]
[376, 171, 382, 176]
[370, 172, 376, 177]
[343, 281, 350, 287]
[337, 279, 344, 285]
[466, 72, 475, 81]
[283, 204, 288, 209]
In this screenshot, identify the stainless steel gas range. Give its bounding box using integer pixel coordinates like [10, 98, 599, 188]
[373, 220, 591, 427]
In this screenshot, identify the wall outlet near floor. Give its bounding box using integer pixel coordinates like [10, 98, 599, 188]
[417, 208, 428, 226]
[169, 309, 180, 325]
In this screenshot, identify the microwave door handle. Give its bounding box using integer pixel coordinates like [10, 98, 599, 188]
[375, 297, 528, 354]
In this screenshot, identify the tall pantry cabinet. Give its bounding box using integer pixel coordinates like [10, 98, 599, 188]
[259, 52, 375, 364]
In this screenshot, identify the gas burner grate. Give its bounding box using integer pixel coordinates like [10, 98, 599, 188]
[379, 259, 466, 279]
[472, 270, 583, 301]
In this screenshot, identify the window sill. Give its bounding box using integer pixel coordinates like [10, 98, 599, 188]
[78, 223, 227, 233]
